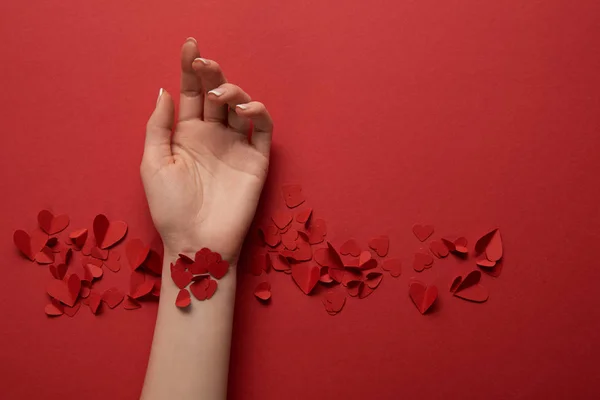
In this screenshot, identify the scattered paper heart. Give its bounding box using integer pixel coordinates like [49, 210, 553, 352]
[409, 280, 438, 314]
[93, 214, 128, 249]
[368, 235, 389, 257]
[254, 282, 272, 301]
[38, 210, 70, 235]
[412, 224, 434, 242]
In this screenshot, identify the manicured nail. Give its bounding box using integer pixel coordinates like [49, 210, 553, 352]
[157, 88, 164, 105]
[236, 104, 249, 110]
[208, 88, 224, 97]
[194, 57, 210, 65]
[186, 37, 197, 44]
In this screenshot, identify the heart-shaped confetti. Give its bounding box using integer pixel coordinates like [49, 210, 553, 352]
[306, 218, 327, 244]
[259, 225, 281, 247]
[13, 229, 48, 261]
[49, 263, 68, 280]
[429, 240, 449, 258]
[190, 278, 218, 301]
[254, 282, 272, 301]
[68, 228, 88, 248]
[101, 287, 124, 309]
[291, 264, 320, 295]
[365, 272, 383, 289]
[130, 271, 154, 299]
[323, 291, 346, 315]
[175, 289, 191, 308]
[413, 251, 434, 272]
[126, 238, 150, 270]
[38, 210, 70, 235]
[382, 258, 402, 277]
[63, 302, 81, 317]
[93, 214, 128, 249]
[84, 264, 103, 280]
[88, 291, 102, 314]
[319, 267, 334, 283]
[281, 184, 305, 208]
[90, 246, 109, 260]
[35, 246, 55, 264]
[450, 270, 489, 302]
[295, 208, 313, 225]
[208, 259, 229, 279]
[44, 299, 64, 317]
[104, 250, 121, 272]
[281, 228, 299, 251]
[172, 268, 193, 289]
[123, 296, 141, 310]
[142, 249, 163, 275]
[368, 235, 389, 257]
[412, 224, 434, 242]
[47, 274, 81, 307]
[272, 210, 293, 229]
[475, 228, 503, 262]
[409, 281, 438, 314]
[340, 239, 361, 257]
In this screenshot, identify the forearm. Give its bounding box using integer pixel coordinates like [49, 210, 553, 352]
[141, 251, 237, 400]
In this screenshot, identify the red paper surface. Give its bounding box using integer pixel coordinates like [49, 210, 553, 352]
[2, 1, 600, 399]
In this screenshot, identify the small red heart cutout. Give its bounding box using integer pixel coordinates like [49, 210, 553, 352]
[450, 270, 489, 302]
[38, 210, 70, 235]
[291, 264, 320, 295]
[295, 208, 313, 225]
[281, 184, 305, 208]
[272, 210, 293, 229]
[45, 299, 64, 317]
[258, 225, 281, 247]
[475, 228, 503, 262]
[365, 272, 383, 289]
[429, 240, 449, 258]
[340, 239, 361, 257]
[88, 291, 102, 314]
[322, 290, 346, 315]
[254, 282, 272, 301]
[14, 229, 48, 261]
[101, 287, 124, 309]
[175, 289, 191, 308]
[368, 235, 389, 257]
[412, 224, 434, 242]
[126, 238, 150, 270]
[104, 250, 121, 272]
[172, 268, 193, 289]
[409, 281, 438, 314]
[47, 274, 81, 307]
[35, 246, 55, 264]
[49, 263, 68, 280]
[68, 228, 88, 248]
[123, 295, 141, 310]
[208, 259, 229, 280]
[93, 214, 128, 249]
[306, 219, 327, 244]
[413, 251, 434, 272]
[382, 258, 402, 277]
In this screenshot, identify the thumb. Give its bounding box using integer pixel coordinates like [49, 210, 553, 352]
[143, 88, 175, 167]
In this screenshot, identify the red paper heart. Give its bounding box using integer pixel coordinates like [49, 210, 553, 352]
[382, 258, 402, 277]
[480, 260, 503, 277]
[323, 291, 346, 315]
[104, 250, 121, 272]
[319, 267, 333, 283]
[189, 278, 218, 301]
[101, 287, 124, 309]
[291, 264, 320, 295]
[84, 264, 104, 280]
[63, 302, 81, 317]
[409, 281, 438, 314]
[62, 247, 73, 265]
[429, 240, 449, 258]
[123, 295, 141, 310]
[175, 289, 191, 308]
[413, 251, 434, 272]
[254, 282, 272, 301]
[365, 272, 383, 289]
[443, 237, 469, 254]
[306, 219, 327, 244]
[340, 239, 361, 257]
[281, 228, 299, 250]
[475, 228, 503, 261]
[142, 249, 163, 275]
[68, 228, 88, 248]
[281, 234, 313, 262]
[346, 280, 362, 297]
[47, 274, 81, 307]
[38, 210, 70, 235]
[45, 299, 64, 317]
[126, 238, 150, 270]
[90, 246, 109, 260]
[208, 259, 229, 279]
[13, 229, 48, 261]
[130, 271, 154, 299]
[35, 246, 55, 264]
[81, 256, 103, 268]
[295, 208, 313, 225]
[88, 291, 102, 314]
[259, 225, 281, 247]
[190, 253, 209, 274]
[49, 263, 68, 280]
[451, 270, 489, 302]
[271, 254, 291, 272]
[358, 282, 375, 299]
[281, 184, 305, 208]
[272, 210, 293, 230]
[368, 235, 389, 257]
[172, 268, 193, 289]
[93, 214, 128, 249]
[412, 224, 434, 242]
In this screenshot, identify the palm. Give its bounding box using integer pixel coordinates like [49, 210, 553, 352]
[141, 39, 273, 262]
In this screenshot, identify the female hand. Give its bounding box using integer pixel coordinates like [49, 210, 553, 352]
[141, 38, 273, 263]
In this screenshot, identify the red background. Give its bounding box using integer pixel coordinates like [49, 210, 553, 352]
[2, 0, 600, 399]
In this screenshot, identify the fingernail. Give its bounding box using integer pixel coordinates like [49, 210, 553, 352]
[208, 88, 224, 97]
[157, 88, 164, 105]
[236, 104, 249, 110]
[186, 37, 197, 44]
[194, 57, 210, 65]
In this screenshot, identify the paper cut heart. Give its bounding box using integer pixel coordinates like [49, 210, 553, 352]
[142, 249, 163, 275]
[175, 289, 191, 308]
[130, 271, 154, 299]
[49, 263, 68, 280]
[38, 210, 70, 235]
[90, 246, 108, 260]
[172, 269, 193, 289]
[413, 251, 434, 272]
[340, 239, 361, 257]
[281, 184, 305, 208]
[442, 237, 469, 255]
[450, 270, 489, 302]
[208, 259, 229, 279]
[13, 229, 48, 261]
[429, 240, 449, 258]
[68, 228, 88, 248]
[409, 281, 438, 314]
[272, 210, 293, 229]
[126, 239, 150, 270]
[323, 291, 346, 315]
[101, 287, 124, 309]
[365, 272, 383, 289]
[382, 258, 402, 277]
[88, 291, 102, 314]
[306, 218, 327, 245]
[254, 282, 272, 301]
[45, 299, 64, 316]
[63, 302, 81, 317]
[475, 228, 503, 262]
[190, 278, 218, 301]
[295, 208, 312, 225]
[358, 251, 377, 270]
[123, 296, 141, 310]
[259, 225, 281, 247]
[291, 264, 320, 295]
[104, 250, 121, 272]
[93, 214, 128, 249]
[319, 267, 333, 283]
[47, 274, 81, 307]
[412, 224, 434, 242]
[84, 264, 103, 280]
[35, 247, 55, 264]
[368, 235, 389, 257]
[281, 229, 298, 250]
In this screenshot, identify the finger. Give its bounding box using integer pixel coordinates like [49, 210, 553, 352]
[143, 89, 175, 167]
[234, 101, 273, 157]
[206, 83, 252, 133]
[179, 37, 202, 122]
[192, 58, 227, 123]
